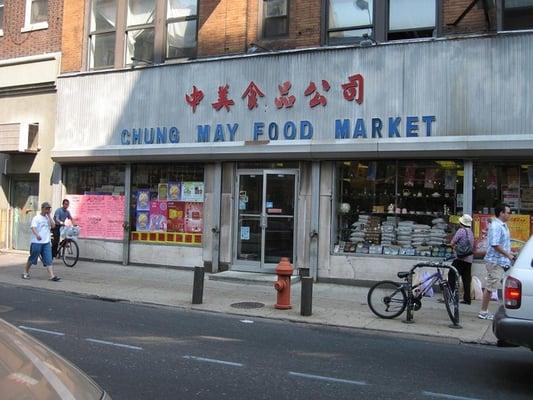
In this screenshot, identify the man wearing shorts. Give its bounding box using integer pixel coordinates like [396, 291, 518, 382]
[22, 202, 61, 281]
[479, 204, 514, 320]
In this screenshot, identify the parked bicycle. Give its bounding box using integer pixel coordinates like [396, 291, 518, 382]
[55, 225, 80, 267]
[367, 258, 460, 325]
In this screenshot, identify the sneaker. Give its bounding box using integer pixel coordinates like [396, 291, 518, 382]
[21, 273, 30, 280]
[478, 311, 494, 320]
[49, 276, 61, 282]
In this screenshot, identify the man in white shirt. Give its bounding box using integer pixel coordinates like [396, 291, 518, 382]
[22, 202, 61, 281]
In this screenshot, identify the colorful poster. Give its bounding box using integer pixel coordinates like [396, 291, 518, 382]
[149, 201, 168, 231]
[158, 183, 168, 201]
[168, 182, 181, 201]
[181, 182, 204, 202]
[185, 202, 203, 233]
[167, 201, 185, 232]
[136, 189, 150, 211]
[473, 213, 531, 254]
[65, 194, 125, 240]
[136, 211, 150, 231]
[503, 190, 520, 209]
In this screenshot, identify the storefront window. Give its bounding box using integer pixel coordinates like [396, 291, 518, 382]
[335, 160, 463, 257]
[130, 164, 204, 246]
[473, 162, 533, 253]
[64, 165, 126, 240]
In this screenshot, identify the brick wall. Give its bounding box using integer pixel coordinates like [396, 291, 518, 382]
[443, 0, 496, 35]
[0, 0, 63, 61]
[61, 0, 85, 72]
[198, 0, 321, 57]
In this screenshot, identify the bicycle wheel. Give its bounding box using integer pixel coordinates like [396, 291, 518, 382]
[367, 280, 407, 319]
[442, 281, 459, 325]
[62, 240, 79, 267]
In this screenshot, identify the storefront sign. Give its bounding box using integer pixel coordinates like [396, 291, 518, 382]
[119, 114, 436, 145]
[118, 72, 435, 145]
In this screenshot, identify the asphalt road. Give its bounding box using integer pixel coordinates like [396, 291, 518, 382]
[1, 283, 532, 400]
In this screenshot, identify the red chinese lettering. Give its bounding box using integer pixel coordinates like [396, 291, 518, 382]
[185, 85, 204, 113]
[211, 84, 235, 112]
[274, 81, 296, 109]
[341, 74, 364, 104]
[304, 81, 329, 108]
[241, 81, 265, 110]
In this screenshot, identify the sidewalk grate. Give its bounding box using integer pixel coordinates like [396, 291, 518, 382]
[230, 302, 265, 309]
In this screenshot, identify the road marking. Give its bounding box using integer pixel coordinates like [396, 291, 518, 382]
[288, 371, 367, 386]
[19, 326, 65, 336]
[182, 355, 243, 367]
[240, 319, 254, 324]
[85, 338, 143, 351]
[423, 391, 484, 400]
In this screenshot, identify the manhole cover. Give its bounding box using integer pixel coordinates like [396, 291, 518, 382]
[230, 302, 265, 309]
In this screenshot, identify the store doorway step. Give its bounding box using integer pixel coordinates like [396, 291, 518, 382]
[208, 271, 300, 286]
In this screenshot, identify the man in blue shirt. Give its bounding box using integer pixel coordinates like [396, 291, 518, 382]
[479, 204, 515, 320]
[52, 199, 74, 258]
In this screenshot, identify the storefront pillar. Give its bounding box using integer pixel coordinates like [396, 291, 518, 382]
[122, 164, 131, 265]
[318, 162, 334, 278]
[463, 160, 473, 216]
[210, 163, 222, 273]
[309, 161, 320, 280]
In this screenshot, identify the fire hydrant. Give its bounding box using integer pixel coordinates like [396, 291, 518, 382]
[274, 257, 293, 309]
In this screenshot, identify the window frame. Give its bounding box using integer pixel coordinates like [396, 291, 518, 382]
[0, 0, 4, 36]
[386, 0, 437, 41]
[501, 0, 533, 31]
[325, 0, 375, 45]
[165, 0, 199, 60]
[88, 0, 118, 70]
[260, 0, 290, 39]
[324, 0, 441, 45]
[21, 0, 49, 33]
[124, 0, 157, 65]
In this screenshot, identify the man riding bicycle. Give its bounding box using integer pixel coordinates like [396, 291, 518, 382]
[52, 199, 75, 258]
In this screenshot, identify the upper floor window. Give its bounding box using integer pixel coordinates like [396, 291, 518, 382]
[0, 0, 4, 35]
[126, 0, 156, 65]
[503, 0, 533, 30]
[89, 0, 117, 70]
[87, 0, 198, 70]
[327, 0, 373, 45]
[388, 0, 436, 40]
[23, 0, 48, 31]
[262, 0, 289, 38]
[166, 0, 198, 59]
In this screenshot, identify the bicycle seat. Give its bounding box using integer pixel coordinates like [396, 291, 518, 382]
[397, 271, 410, 279]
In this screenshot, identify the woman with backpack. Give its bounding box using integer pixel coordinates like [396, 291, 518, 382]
[449, 214, 475, 304]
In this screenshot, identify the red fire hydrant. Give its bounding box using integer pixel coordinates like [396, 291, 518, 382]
[274, 257, 293, 309]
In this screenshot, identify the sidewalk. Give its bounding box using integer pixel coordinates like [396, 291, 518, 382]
[0, 252, 497, 345]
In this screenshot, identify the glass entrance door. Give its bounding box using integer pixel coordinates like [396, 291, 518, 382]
[235, 170, 297, 272]
[11, 178, 39, 250]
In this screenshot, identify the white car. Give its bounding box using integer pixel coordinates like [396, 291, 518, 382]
[493, 236, 533, 350]
[0, 318, 111, 399]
